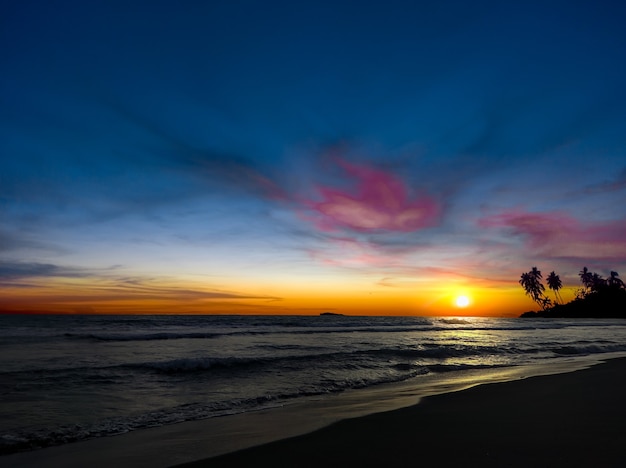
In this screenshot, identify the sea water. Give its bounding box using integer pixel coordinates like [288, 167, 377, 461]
[2, 314, 626, 455]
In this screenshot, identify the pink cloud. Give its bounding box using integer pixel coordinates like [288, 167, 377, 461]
[480, 210, 626, 261]
[307, 161, 439, 233]
[307, 237, 409, 269]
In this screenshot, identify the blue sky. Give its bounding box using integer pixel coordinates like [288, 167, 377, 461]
[1, 0, 625, 315]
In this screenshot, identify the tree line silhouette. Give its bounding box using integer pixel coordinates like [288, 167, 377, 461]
[520, 267, 626, 318]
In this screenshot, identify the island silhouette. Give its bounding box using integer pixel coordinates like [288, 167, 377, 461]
[520, 267, 626, 318]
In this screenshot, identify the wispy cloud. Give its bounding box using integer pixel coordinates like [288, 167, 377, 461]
[307, 237, 410, 270]
[377, 268, 513, 289]
[0, 262, 281, 307]
[583, 167, 626, 195]
[479, 210, 626, 262]
[95, 276, 280, 302]
[101, 95, 290, 202]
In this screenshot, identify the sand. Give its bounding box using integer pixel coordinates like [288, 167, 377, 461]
[3, 357, 626, 468]
[177, 357, 626, 468]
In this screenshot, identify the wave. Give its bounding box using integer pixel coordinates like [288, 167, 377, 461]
[6, 340, 626, 381]
[0, 365, 432, 456]
[121, 341, 626, 374]
[61, 326, 439, 342]
[126, 348, 483, 375]
[438, 318, 473, 325]
[550, 343, 626, 355]
[61, 319, 625, 343]
[63, 331, 222, 341]
[424, 363, 507, 373]
[57, 325, 525, 343]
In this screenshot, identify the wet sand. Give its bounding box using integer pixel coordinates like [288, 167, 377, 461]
[177, 357, 626, 468]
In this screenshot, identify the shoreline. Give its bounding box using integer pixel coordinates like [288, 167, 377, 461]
[180, 355, 626, 467]
[2, 354, 625, 468]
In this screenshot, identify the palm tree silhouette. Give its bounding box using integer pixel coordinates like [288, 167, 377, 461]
[590, 273, 606, 292]
[579, 267, 593, 292]
[520, 267, 549, 309]
[546, 271, 563, 304]
[521, 267, 626, 318]
[607, 271, 625, 289]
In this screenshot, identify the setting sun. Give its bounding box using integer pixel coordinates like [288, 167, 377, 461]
[455, 295, 470, 308]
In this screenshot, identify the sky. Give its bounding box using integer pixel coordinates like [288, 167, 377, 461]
[1, 0, 625, 316]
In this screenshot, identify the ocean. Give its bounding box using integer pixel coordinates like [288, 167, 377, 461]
[2, 314, 626, 456]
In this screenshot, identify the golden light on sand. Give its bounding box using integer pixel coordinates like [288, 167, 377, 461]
[455, 295, 470, 308]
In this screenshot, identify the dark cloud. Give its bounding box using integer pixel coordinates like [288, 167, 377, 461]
[583, 168, 626, 195]
[1, 87, 292, 234]
[0, 231, 40, 252]
[0, 261, 87, 280]
[95, 93, 290, 200]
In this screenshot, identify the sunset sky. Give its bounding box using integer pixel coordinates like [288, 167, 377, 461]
[2, 0, 625, 316]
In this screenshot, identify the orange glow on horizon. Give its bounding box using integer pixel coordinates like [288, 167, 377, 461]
[0, 274, 534, 317]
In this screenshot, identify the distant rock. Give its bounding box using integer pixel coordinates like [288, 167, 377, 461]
[320, 312, 344, 316]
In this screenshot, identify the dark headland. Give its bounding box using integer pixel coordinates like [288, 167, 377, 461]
[519, 266, 626, 318]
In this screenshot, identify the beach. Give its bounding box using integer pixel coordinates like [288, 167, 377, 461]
[3, 356, 626, 468]
[7, 314, 626, 459]
[179, 357, 626, 468]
